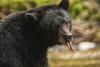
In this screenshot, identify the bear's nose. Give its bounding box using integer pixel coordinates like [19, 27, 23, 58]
[67, 34, 73, 41]
[63, 34, 73, 42]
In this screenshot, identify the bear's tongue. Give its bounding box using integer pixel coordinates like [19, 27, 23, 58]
[66, 42, 74, 53]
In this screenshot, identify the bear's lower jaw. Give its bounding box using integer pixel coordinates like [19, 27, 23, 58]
[57, 35, 74, 53]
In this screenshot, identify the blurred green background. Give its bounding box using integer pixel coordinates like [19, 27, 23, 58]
[0, 0, 100, 67]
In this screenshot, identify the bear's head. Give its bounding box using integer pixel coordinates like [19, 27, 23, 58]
[25, 0, 73, 52]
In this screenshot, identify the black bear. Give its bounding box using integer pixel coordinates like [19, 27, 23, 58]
[0, 0, 73, 67]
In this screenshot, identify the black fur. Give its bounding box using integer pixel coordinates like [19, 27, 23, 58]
[0, 4, 72, 67]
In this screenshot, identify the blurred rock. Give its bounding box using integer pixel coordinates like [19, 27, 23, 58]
[78, 42, 96, 51]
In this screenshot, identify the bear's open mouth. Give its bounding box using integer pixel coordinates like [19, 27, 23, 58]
[66, 41, 74, 53]
[63, 35, 74, 53]
[59, 34, 74, 53]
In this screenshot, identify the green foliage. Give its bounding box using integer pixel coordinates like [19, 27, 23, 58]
[69, 0, 84, 18]
[0, 0, 100, 22]
[0, 0, 61, 12]
[34, 0, 61, 6]
[0, 0, 36, 11]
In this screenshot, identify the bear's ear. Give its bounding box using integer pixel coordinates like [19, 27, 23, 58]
[58, 0, 69, 11]
[25, 13, 39, 22]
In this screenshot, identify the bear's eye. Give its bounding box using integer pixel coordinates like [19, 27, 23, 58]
[65, 20, 69, 25]
[66, 22, 68, 25]
[63, 21, 67, 25]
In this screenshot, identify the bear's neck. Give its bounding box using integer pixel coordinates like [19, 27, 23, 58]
[23, 52, 48, 67]
[32, 54, 48, 67]
[18, 44, 48, 67]
[22, 37, 49, 67]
